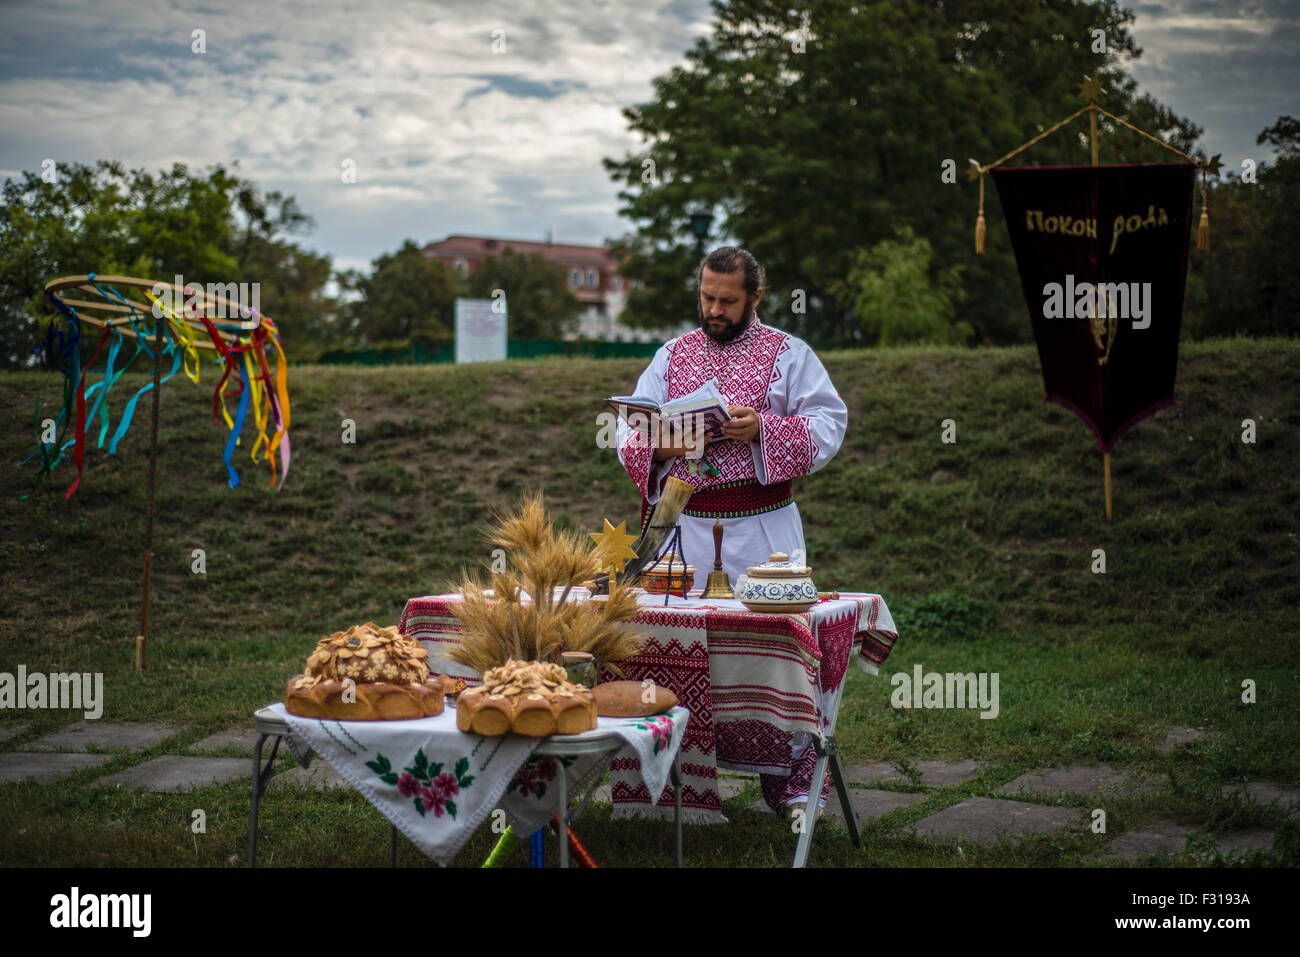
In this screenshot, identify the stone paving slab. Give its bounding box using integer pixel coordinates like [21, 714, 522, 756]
[190, 729, 260, 753]
[1095, 823, 1278, 863]
[845, 760, 983, 787]
[0, 723, 27, 744]
[1220, 780, 1299, 815]
[94, 756, 249, 793]
[268, 762, 349, 791]
[1156, 727, 1221, 752]
[29, 721, 180, 752]
[1094, 821, 1194, 861]
[1211, 829, 1275, 855]
[824, 788, 927, 825]
[910, 796, 1084, 843]
[996, 764, 1158, 800]
[0, 752, 115, 784]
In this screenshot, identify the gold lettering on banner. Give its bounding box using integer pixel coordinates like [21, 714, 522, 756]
[1025, 205, 1169, 255]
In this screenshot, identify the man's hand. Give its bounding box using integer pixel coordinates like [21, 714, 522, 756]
[652, 415, 707, 460]
[721, 406, 760, 443]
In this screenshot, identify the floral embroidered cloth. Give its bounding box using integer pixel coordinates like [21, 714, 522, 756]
[399, 589, 898, 825]
[270, 702, 688, 866]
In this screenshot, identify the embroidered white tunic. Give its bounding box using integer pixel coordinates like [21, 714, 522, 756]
[617, 316, 847, 585]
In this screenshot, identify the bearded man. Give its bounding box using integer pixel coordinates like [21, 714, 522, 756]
[615, 245, 848, 817]
[617, 246, 847, 585]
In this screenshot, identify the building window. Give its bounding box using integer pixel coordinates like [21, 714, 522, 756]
[454, 258, 468, 276]
[569, 268, 581, 287]
[586, 269, 598, 288]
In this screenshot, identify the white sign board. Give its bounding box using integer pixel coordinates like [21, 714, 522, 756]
[454, 298, 507, 363]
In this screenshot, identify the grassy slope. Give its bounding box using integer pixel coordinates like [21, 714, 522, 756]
[1, 338, 1297, 867]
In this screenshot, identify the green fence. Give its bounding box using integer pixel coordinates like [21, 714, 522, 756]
[318, 339, 661, 366]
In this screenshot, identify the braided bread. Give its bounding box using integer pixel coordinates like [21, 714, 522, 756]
[284, 622, 459, 721]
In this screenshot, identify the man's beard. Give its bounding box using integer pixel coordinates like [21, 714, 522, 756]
[699, 295, 755, 343]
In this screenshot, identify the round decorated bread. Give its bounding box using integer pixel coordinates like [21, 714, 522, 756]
[285, 622, 460, 721]
[456, 659, 597, 737]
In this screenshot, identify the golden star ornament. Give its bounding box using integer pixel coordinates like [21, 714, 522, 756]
[589, 518, 639, 574]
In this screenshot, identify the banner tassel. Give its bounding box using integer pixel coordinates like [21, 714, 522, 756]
[975, 172, 987, 254]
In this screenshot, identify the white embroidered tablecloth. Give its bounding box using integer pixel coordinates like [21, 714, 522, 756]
[271, 702, 688, 866]
[399, 589, 898, 824]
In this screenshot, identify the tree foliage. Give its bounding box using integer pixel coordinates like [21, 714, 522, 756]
[340, 240, 456, 351]
[465, 247, 582, 339]
[0, 160, 339, 367]
[833, 226, 969, 345]
[604, 0, 1205, 345]
[1185, 116, 1300, 338]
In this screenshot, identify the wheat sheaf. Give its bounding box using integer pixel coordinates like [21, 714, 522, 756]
[447, 494, 645, 676]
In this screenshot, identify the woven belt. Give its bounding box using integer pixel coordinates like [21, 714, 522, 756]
[641, 479, 794, 531]
[685, 478, 794, 518]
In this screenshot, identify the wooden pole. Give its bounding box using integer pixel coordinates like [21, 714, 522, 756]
[136, 319, 165, 670]
[1103, 451, 1112, 521]
[1089, 101, 1112, 521]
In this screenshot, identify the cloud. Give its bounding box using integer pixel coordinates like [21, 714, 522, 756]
[1126, 0, 1299, 163]
[0, 0, 1290, 276]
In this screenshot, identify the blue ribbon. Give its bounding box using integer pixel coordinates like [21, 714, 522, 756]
[108, 324, 183, 454]
[222, 360, 251, 488]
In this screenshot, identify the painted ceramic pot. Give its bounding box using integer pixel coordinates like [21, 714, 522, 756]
[638, 553, 696, 597]
[736, 552, 818, 613]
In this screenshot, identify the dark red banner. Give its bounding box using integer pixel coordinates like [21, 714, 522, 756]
[991, 163, 1195, 450]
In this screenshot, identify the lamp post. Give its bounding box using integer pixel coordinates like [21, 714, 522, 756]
[688, 205, 714, 260]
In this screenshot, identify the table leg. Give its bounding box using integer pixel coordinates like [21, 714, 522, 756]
[792, 751, 829, 868]
[671, 750, 683, 868]
[248, 732, 266, 867]
[827, 739, 861, 848]
[569, 755, 612, 823]
[557, 760, 569, 869]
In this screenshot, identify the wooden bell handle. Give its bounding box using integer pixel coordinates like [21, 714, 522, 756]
[712, 519, 724, 571]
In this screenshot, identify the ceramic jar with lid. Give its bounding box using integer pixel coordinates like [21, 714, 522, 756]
[735, 551, 818, 613]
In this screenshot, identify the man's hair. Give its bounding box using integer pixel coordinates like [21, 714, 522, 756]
[697, 246, 765, 297]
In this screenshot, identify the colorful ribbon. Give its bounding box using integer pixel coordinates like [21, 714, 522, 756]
[22, 275, 293, 496]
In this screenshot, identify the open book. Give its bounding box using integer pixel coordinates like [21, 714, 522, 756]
[606, 380, 732, 438]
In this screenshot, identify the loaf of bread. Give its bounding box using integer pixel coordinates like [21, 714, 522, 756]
[592, 680, 678, 717]
[455, 659, 597, 737]
[284, 622, 461, 721]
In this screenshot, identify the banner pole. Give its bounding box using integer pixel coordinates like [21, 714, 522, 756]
[1103, 451, 1112, 521]
[1088, 97, 1111, 520]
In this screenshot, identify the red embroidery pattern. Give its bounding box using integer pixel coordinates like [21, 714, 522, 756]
[760, 413, 814, 482]
[663, 325, 791, 489]
[706, 609, 821, 660]
[620, 429, 656, 498]
[601, 634, 721, 817]
[816, 610, 858, 692]
[716, 720, 794, 770]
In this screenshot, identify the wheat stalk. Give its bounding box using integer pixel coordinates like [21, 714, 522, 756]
[448, 493, 645, 675]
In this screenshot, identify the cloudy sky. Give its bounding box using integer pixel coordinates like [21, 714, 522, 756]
[0, 0, 1294, 276]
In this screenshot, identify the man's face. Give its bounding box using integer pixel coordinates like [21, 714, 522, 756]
[698, 267, 760, 343]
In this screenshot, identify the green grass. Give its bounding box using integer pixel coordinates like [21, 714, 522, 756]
[1, 338, 1298, 867]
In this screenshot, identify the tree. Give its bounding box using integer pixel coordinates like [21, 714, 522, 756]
[833, 226, 969, 345]
[603, 0, 1203, 346]
[0, 160, 340, 368]
[345, 240, 456, 350]
[465, 247, 581, 339]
